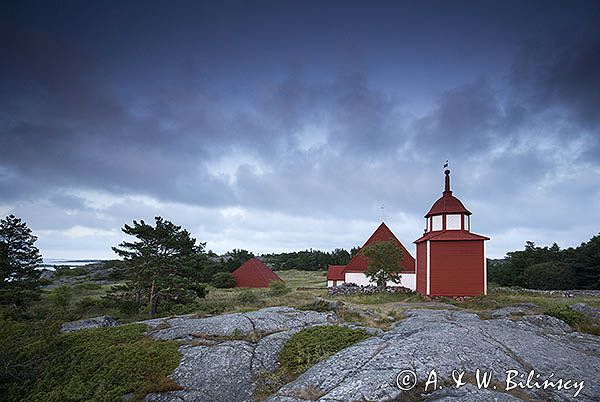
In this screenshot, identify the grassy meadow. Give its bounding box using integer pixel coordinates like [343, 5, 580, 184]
[43, 269, 600, 325]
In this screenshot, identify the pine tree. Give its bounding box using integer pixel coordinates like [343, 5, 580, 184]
[110, 216, 207, 316]
[0, 214, 43, 308]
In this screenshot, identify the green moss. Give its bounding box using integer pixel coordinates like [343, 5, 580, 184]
[279, 325, 371, 375]
[1, 320, 181, 402]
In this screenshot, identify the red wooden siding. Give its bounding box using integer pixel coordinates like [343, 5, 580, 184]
[429, 241, 484, 296]
[416, 241, 427, 295]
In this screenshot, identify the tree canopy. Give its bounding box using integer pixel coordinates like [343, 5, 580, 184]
[359, 240, 403, 288]
[488, 234, 600, 290]
[261, 248, 353, 271]
[0, 214, 43, 309]
[109, 217, 210, 316]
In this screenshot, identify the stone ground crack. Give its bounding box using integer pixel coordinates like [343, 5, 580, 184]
[318, 337, 392, 397]
[241, 313, 258, 333]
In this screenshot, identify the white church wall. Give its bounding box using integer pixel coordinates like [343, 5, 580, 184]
[344, 272, 371, 286]
[343, 272, 417, 291]
[400, 273, 416, 290]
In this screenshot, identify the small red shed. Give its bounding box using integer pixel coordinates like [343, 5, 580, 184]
[232, 258, 283, 288]
[414, 168, 489, 296]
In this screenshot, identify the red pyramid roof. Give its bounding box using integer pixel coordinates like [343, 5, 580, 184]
[232, 258, 283, 288]
[345, 222, 415, 273]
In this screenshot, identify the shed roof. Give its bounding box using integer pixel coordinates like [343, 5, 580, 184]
[327, 265, 346, 280]
[232, 258, 283, 288]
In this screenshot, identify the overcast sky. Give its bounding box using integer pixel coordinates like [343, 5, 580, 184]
[1, 0, 599, 260]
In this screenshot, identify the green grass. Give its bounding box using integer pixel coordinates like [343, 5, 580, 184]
[448, 288, 600, 312]
[337, 291, 424, 305]
[1, 321, 181, 402]
[276, 270, 327, 288]
[37, 270, 600, 336]
[194, 270, 328, 316]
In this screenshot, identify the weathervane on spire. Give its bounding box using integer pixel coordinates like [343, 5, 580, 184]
[380, 204, 386, 222]
[443, 160, 451, 193]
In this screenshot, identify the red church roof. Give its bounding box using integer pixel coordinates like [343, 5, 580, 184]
[425, 170, 471, 217]
[344, 222, 415, 274]
[327, 265, 346, 280]
[232, 258, 283, 288]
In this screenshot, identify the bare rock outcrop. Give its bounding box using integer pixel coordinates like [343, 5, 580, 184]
[144, 307, 337, 402]
[267, 309, 600, 402]
[60, 315, 119, 333]
[142, 307, 600, 401]
[570, 303, 600, 320]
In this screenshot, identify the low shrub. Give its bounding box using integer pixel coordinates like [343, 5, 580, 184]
[279, 325, 371, 375]
[544, 304, 588, 327]
[54, 266, 88, 278]
[47, 285, 73, 311]
[298, 299, 334, 312]
[74, 282, 103, 291]
[189, 283, 209, 298]
[269, 280, 290, 296]
[237, 289, 259, 305]
[197, 301, 228, 315]
[0, 320, 181, 401]
[211, 272, 236, 289]
[164, 303, 200, 315]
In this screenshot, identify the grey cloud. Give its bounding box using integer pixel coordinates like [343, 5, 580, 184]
[510, 33, 600, 128]
[412, 77, 502, 156]
[2, 20, 600, 259]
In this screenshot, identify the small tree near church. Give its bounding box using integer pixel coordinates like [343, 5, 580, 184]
[359, 240, 403, 289]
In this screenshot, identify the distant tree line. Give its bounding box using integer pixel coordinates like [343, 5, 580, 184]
[261, 248, 357, 271]
[488, 235, 600, 290]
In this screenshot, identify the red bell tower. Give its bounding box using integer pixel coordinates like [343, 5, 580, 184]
[414, 167, 490, 296]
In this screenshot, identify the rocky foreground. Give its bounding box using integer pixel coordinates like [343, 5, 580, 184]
[139, 307, 600, 402]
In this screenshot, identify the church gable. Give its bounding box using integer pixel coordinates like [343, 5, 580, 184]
[345, 222, 415, 274]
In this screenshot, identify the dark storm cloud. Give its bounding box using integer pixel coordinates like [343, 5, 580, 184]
[1, 0, 600, 258]
[0, 28, 236, 205]
[412, 77, 502, 156]
[510, 33, 600, 128]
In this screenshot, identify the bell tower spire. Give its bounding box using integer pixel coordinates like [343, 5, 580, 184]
[443, 161, 451, 194]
